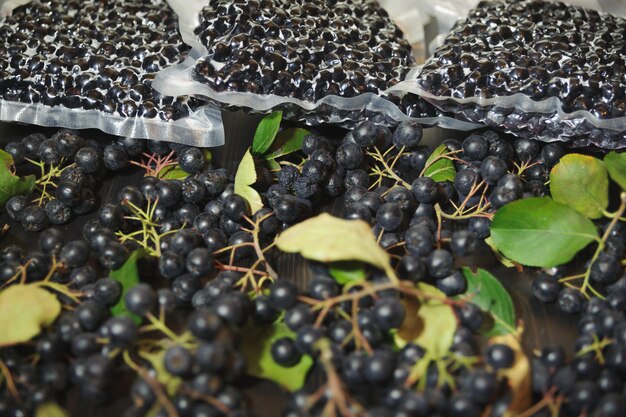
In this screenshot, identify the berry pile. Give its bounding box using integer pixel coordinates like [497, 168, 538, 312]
[416, 0, 626, 149]
[0, 113, 624, 417]
[164, 0, 441, 125]
[0, 0, 201, 121]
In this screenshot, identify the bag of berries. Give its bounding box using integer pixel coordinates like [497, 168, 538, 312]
[154, 0, 481, 131]
[388, 0, 626, 149]
[0, 0, 225, 147]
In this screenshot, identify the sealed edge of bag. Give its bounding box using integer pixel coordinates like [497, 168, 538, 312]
[0, 99, 226, 148]
[389, 77, 626, 132]
[152, 56, 483, 132]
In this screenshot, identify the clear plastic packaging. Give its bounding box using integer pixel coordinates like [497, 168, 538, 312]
[155, 0, 482, 131]
[0, 0, 224, 147]
[390, 0, 626, 149]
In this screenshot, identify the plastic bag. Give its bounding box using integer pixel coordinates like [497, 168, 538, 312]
[155, 0, 481, 131]
[389, 0, 626, 149]
[0, 0, 224, 147]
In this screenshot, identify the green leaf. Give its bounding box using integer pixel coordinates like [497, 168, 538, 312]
[234, 148, 263, 214]
[140, 348, 183, 396]
[0, 284, 61, 347]
[550, 154, 608, 219]
[394, 284, 457, 357]
[423, 144, 456, 182]
[491, 197, 598, 268]
[604, 151, 626, 190]
[328, 261, 367, 285]
[265, 159, 281, 171]
[241, 321, 313, 391]
[0, 149, 35, 207]
[159, 166, 189, 180]
[276, 213, 394, 278]
[252, 111, 283, 155]
[264, 128, 310, 160]
[36, 402, 68, 417]
[459, 268, 515, 336]
[109, 250, 144, 325]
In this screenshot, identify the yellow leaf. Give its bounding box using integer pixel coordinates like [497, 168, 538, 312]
[234, 148, 263, 214]
[0, 285, 61, 347]
[275, 213, 394, 278]
[36, 402, 68, 417]
[394, 284, 457, 357]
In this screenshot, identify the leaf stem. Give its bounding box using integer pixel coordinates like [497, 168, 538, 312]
[580, 193, 626, 297]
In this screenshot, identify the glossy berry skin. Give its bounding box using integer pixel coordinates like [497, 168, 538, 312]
[411, 177, 438, 203]
[480, 156, 507, 184]
[102, 143, 129, 170]
[155, 180, 182, 208]
[462, 135, 489, 161]
[269, 280, 298, 310]
[336, 142, 363, 169]
[392, 120, 423, 149]
[364, 351, 395, 383]
[469, 217, 491, 239]
[437, 270, 467, 296]
[295, 325, 324, 355]
[450, 230, 477, 257]
[124, 283, 155, 316]
[374, 298, 406, 331]
[188, 309, 222, 341]
[532, 274, 560, 303]
[164, 345, 193, 376]
[485, 344, 515, 369]
[376, 202, 405, 231]
[56, 181, 82, 207]
[6, 195, 28, 221]
[271, 337, 301, 367]
[75, 147, 102, 174]
[60, 240, 90, 268]
[178, 147, 206, 174]
[558, 287, 584, 314]
[405, 225, 435, 257]
[222, 194, 250, 222]
[590, 252, 622, 284]
[99, 203, 125, 230]
[352, 120, 380, 148]
[426, 249, 454, 279]
[39, 228, 64, 253]
[454, 169, 479, 195]
[102, 316, 137, 348]
[514, 138, 540, 161]
[184, 248, 213, 279]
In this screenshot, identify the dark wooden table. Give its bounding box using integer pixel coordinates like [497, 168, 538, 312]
[0, 113, 579, 416]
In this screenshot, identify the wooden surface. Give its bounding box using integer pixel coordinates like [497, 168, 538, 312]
[0, 113, 579, 416]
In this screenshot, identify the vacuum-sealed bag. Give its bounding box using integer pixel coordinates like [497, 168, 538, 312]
[389, 0, 626, 149]
[0, 0, 224, 147]
[155, 0, 481, 131]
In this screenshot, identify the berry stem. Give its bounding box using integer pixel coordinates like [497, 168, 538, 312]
[123, 350, 179, 417]
[0, 359, 20, 401]
[418, 149, 463, 177]
[367, 147, 411, 189]
[580, 193, 626, 297]
[144, 312, 186, 345]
